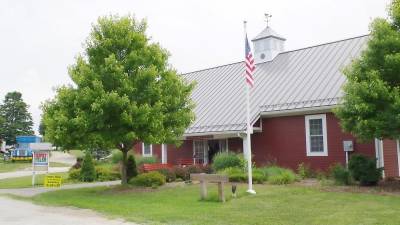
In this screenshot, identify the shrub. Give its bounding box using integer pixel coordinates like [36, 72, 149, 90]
[297, 162, 314, 179]
[80, 152, 96, 182]
[126, 155, 138, 180]
[136, 155, 158, 166]
[220, 167, 246, 182]
[200, 165, 214, 174]
[96, 167, 121, 181]
[187, 165, 204, 174]
[157, 168, 176, 182]
[68, 168, 81, 180]
[269, 170, 297, 185]
[330, 163, 351, 185]
[212, 152, 242, 171]
[348, 154, 383, 186]
[130, 171, 166, 187]
[252, 168, 267, 184]
[173, 166, 189, 181]
[260, 166, 297, 185]
[219, 167, 266, 183]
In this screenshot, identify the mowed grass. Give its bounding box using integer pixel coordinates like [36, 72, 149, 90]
[0, 161, 31, 172]
[0, 172, 71, 189]
[31, 183, 400, 225]
[68, 150, 84, 158]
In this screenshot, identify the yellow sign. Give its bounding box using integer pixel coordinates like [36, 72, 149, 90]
[44, 175, 62, 188]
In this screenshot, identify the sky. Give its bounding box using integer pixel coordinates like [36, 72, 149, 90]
[0, 0, 391, 134]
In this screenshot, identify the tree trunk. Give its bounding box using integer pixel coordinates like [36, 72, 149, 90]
[121, 149, 128, 185]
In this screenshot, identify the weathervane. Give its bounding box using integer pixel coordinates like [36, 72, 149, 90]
[264, 13, 272, 27]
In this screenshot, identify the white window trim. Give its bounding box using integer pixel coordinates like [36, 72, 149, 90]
[305, 114, 328, 157]
[142, 143, 152, 157]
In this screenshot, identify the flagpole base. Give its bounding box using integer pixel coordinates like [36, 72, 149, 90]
[246, 189, 256, 195]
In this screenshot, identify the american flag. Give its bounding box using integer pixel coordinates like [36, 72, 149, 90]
[245, 34, 255, 87]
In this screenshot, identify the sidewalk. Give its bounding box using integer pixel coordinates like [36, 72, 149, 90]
[0, 180, 121, 197]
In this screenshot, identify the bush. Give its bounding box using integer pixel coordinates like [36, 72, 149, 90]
[68, 168, 81, 180]
[173, 166, 189, 181]
[130, 171, 166, 187]
[269, 170, 297, 185]
[348, 154, 383, 186]
[219, 167, 266, 183]
[96, 167, 121, 181]
[136, 155, 158, 166]
[260, 166, 297, 185]
[187, 165, 204, 174]
[126, 155, 138, 180]
[212, 152, 242, 171]
[157, 168, 176, 182]
[297, 162, 314, 179]
[80, 152, 96, 182]
[330, 163, 351, 185]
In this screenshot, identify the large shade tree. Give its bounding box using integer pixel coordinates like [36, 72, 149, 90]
[0, 91, 34, 145]
[42, 15, 195, 184]
[335, 0, 400, 141]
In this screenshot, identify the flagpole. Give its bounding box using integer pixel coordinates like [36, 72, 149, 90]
[244, 21, 256, 195]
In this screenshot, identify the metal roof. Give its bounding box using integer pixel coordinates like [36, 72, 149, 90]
[182, 35, 369, 135]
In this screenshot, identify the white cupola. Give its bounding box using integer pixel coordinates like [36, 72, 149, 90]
[252, 26, 286, 63]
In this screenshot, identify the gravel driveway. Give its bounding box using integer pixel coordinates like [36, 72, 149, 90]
[0, 197, 138, 225]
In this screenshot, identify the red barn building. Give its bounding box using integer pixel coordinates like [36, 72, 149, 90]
[134, 25, 400, 177]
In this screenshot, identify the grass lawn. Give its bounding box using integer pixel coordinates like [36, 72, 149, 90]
[0, 172, 72, 189]
[30, 183, 400, 225]
[68, 150, 84, 158]
[0, 161, 70, 173]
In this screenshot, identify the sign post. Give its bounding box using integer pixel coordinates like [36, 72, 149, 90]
[30, 143, 53, 187]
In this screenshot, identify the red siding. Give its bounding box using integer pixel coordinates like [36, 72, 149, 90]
[251, 113, 375, 171]
[132, 113, 376, 172]
[133, 143, 162, 161]
[382, 139, 399, 177]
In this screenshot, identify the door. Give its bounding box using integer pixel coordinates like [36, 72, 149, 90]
[193, 140, 208, 165]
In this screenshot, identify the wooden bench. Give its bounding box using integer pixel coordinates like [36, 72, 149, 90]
[177, 158, 194, 166]
[190, 173, 229, 202]
[142, 163, 173, 172]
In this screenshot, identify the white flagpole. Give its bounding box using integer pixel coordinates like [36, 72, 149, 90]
[244, 21, 256, 194]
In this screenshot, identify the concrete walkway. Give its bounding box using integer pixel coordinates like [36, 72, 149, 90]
[0, 196, 138, 225]
[0, 180, 121, 197]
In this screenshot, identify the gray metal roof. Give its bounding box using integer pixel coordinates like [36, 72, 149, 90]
[182, 35, 368, 135]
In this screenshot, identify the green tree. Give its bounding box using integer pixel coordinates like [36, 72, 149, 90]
[42, 15, 195, 184]
[80, 151, 96, 182]
[126, 155, 138, 181]
[335, 0, 400, 141]
[0, 91, 34, 144]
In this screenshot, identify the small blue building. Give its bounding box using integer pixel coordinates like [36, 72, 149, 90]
[12, 135, 42, 161]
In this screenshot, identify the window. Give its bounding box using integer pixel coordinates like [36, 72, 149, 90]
[142, 143, 152, 157]
[305, 114, 328, 156]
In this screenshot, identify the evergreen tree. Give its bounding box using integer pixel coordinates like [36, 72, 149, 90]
[126, 155, 138, 180]
[80, 151, 96, 182]
[0, 91, 34, 144]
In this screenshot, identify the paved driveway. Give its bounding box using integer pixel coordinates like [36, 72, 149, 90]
[0, 197, 138, 225]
